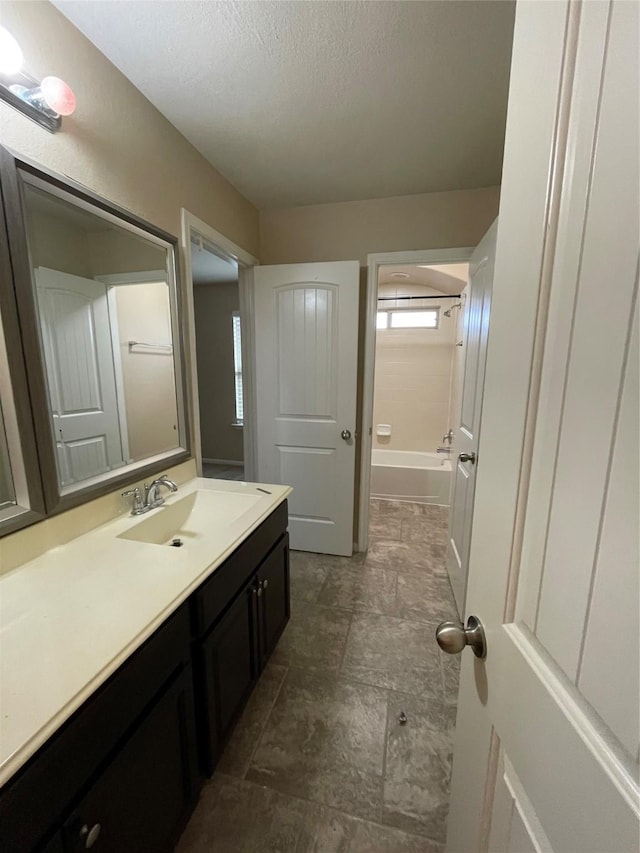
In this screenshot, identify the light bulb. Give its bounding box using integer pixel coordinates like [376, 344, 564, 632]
[0, 26, 23, 75]
[40, 76, 76, 116]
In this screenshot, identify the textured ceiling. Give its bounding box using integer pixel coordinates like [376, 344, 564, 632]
[53, 0, 515, 209]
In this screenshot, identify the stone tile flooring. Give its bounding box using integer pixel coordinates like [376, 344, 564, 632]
[176, 499, 460, 853]
[202, 462, 245, 481]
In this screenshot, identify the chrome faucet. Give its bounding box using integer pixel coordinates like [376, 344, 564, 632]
[436, 446, 451, 454]
[121, 475, 178, 516]
[121, 486, 146, 516]
[442, 429, 454, 445]
[144, 475, 178, 509]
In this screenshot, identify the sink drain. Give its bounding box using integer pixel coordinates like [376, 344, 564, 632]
[170, 538, 184, 547]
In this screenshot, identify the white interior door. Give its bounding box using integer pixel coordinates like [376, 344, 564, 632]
[446, 2, 639, 851]
[446, 220, 496, 614]
[253, 261, 359, 555]
[36, 267, 124, 486]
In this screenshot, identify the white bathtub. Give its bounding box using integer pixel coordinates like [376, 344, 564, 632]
[370, 449, 452, 505]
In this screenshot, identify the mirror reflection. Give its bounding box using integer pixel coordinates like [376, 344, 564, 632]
[0, 399, 15, 511]
[22, 182, 182, 491]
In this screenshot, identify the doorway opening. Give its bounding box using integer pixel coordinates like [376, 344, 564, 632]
[370, 261, 468, 511]
[180, 209, 259, 483]
[359, 248, 473, 552]
[190, 237, 244, 481]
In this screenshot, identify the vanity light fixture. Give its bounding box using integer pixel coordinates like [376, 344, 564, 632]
[0, 26, 76, 132]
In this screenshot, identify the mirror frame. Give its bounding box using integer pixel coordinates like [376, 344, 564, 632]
[0, 176, 47, 534]
[0, 146, 191, 518]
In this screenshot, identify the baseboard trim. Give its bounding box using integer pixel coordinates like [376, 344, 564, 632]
[202, 458, 244, 467]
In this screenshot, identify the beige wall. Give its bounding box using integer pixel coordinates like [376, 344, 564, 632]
[259, 187, 500, 265]
[114, 283, 178, 461]
[0, 2, 259, 256]
[89, 231, 167, 277]
[27, 208, 93, 277]
[194, 282, 244, 463]
[373, 285, 457, 452]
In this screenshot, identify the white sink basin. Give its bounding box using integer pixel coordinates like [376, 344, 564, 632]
[117, 489, 262, 546]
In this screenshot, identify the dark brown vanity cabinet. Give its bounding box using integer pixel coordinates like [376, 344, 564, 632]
[61, 669, 197, 853]
[0, 501, 290, 852]
[194, 503, 290, 774]
[0, 605, 199, 853]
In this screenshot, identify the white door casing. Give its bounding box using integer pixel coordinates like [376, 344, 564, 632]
[446, 3, 639, 852]
[36, 268, 124, 486]
[446, 220, 496, 615]
[254, 261, 359, 556]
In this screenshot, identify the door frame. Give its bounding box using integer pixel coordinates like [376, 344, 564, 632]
[358, 247, 474, 551]
[180, 209, 259, 479]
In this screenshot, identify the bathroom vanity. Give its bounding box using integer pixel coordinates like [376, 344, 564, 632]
[0, 480, 291, 853]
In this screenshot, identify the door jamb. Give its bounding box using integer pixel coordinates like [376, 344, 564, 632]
[358, 247, 474, 551]
[180, 209, 259, 479]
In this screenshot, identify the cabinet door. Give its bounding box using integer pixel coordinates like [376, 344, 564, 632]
[258, 534, 290, 664]
[62, 667, 198, 853]
[40, 832, 65, 853]
[199, 578, 259, 772]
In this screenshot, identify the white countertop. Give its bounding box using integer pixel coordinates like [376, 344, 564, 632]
[0, 477, 291, 788]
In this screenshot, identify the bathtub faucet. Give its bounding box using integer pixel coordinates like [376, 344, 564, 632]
[436, 446, 451, 454]
[442, 429, 454, 445]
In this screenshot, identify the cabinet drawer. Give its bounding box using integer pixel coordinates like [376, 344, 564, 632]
[62, 666, 198, 853]
[0, 605, 191, 853]
[193, 500, 288, 637]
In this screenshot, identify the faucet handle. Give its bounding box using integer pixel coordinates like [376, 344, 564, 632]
[122, 487, 144, 514]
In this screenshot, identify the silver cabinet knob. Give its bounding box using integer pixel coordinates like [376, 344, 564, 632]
[79, 823, 101, 849]
[458, 451, 476, 464]
[341, 429, 352, 441]
[262, 578, 269, 590]
[436, 616, 487, 659]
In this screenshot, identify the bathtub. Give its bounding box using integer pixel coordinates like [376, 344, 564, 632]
[370, 449, 452, 505]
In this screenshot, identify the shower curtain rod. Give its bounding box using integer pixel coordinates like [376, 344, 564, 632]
[377, 294, 461, 301]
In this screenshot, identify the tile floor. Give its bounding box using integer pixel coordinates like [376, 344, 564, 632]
[176, 499, 460, 853]
[202, 462, 246, 481]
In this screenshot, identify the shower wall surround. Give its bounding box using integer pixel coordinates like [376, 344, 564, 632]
[373, 284, 457, 452]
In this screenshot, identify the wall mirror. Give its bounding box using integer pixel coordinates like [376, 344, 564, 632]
[0, 147, 190, 522]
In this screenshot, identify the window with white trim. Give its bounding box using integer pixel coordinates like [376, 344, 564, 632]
[231, 312, 243, 425]
[376, 308, 439, 329]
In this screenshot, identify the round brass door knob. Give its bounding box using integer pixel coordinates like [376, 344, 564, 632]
[436, 615, 487, 659]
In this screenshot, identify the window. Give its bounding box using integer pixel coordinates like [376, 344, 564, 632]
[232, 312, 244, 425]
[376, 308, 439, 329]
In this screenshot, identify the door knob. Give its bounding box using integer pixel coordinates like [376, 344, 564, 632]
[458, 451, 476, 464]
[436, 615, 487, 659]
[341, 429, 352, 441]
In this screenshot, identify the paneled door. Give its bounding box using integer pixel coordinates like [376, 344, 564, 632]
[253, 261, 359, 555]
[446, 219, 496, 615]
[446, 2, 639, 851]
[36, 267, 124, 486]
